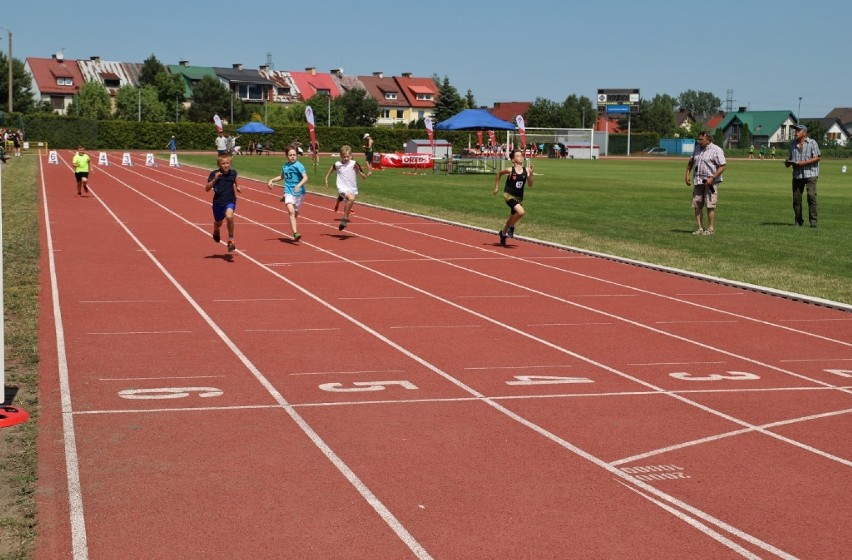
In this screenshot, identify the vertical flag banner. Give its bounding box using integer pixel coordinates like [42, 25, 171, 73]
[424, 117, 434, 149]
[477, 131, 483, 149]
[213, 114, 223, 133]
[487, 130, 497, 148]
[305, 106, 316, 146]
[515, 115, 527, 148]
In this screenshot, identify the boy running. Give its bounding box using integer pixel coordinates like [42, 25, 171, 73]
[205, 155, 241, 252]
[493, 148, 534, 246]
[325, 145, 367, 231]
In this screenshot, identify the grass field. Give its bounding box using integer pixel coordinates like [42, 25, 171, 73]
[182, 152, 852, 305]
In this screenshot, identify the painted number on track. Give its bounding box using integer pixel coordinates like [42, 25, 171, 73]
[319, 380, 418, 393]
[826, 369, 852, 378]
[118, 387, 224, 400]
[669, 371, 760, 381]
[506, 375, 594, 386]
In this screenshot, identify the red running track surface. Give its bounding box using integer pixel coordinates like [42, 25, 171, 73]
[35, 152, 851, 559]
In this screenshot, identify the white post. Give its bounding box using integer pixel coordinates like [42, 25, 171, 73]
[0, 161, 4, 401]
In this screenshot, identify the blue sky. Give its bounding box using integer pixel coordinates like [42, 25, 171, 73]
[5, 0, 849, 118]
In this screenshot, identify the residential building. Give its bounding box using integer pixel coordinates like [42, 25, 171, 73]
[800, 117, 850, 146]
[259, 66, 301, 104]
[24, 53, 86, 114]
[289, 67, 341, 102]
[491, 102, 530, 124]
[167, 60, 218, 101]
[359, 72, 408, 126]
[213, 64, 274, 105]
[715, 108, 797, 148]
[394, 73, 437, 124]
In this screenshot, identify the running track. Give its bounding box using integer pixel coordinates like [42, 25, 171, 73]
[35, 152, 852, 559]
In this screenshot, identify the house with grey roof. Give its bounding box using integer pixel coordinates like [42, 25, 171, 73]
[213, 64, 274, 105]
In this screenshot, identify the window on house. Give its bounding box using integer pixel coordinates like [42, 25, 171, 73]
[238, 83, 265, 101]
[416, 93, 433, 101]
[277, 86, 290, 95]
[384, 92, 397, 100]
[382, 109, 390, 119]
[396, 110, 404, 119]
[56, 77, 73, 86]
[103, 78, 120, 88]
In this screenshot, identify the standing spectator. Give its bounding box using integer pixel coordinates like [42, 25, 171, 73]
[363, 133, 374, 175]
[493, 148, 534, 246]
[309, 139, 320, 165]
[785, 124, 820, 227]
[13, 129, 23, 157]
[215, 132, 229, 155]
[759, 145, 766, 160]
[685, 131, 726, 235]
[748, 144, 755, 159]
[770, 145, 776, 160]
[204, 155, 241, 252]
[267, 146, 308, 241]
[166, 135, 177, 153]
[72, 145, 92, 196]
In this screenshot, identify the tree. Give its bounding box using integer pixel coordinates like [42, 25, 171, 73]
[113, 84, 166, 122]
[139, 54, 165, 87]
[633, 94, 678, 136]
[562, 94, 595, 128]
[66, 82, 112, 119]
[740, 123, 751, 149]
[465, 89, 476, 109]
[802, 120, 826, 146]
[0, 52, 36, 113]
[432, 75, 464, 123]
[678, 90, 722, 121]
[525, 97, 563, 128]
[336, 88, 378, 127]
[186, 75, 233, 123]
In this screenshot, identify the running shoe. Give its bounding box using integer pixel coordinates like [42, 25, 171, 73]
[293, 232, 301, 242]
[702, 229, 715, 236]
[691, 228, 704, 235]
[339, 218, 348, 231]
[498, 229, 507, 246]
[212, 231, 221, 243]
[227, 241, 236, 252]
[83, 184, 89, 193]
[508, 226, 515, 238]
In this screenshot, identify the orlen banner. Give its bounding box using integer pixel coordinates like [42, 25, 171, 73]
[374, 152, 435, 169]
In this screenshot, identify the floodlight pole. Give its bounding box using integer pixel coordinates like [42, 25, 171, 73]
[0, 27, 11, 112]
[137, 86, 141, 122]
[797, 97, 802, 119]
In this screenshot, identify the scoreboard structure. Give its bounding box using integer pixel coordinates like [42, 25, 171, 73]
[596, 88, 640, 114]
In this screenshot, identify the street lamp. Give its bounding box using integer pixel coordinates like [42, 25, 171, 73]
[137, 86, 141, 121]
[325, 91, 331, 127]
[797, 97, 802, 119]
[0, 27, 12, 112]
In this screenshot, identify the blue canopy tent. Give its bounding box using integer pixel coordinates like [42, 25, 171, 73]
[434, 109, 516, 173]
[236, 121, 275, 134]
[434, 109, 515, 131]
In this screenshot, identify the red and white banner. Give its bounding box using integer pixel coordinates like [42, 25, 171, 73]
[477, 131, 483, 148]
[424, 117, 434, 149]
[487, 130, 497, 148]
[305, 106, 316, 146]
[515, 115, 526, 148]
[213, 114, 223, 132]
[377, 152, 434, 169]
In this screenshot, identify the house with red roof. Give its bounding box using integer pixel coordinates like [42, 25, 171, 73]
[289, 67, 341, 102]
[24, 53, 86, 114]
[394, 73, 437, 124]
[490, 102, 530, 123]
[359, 72, 410, 126]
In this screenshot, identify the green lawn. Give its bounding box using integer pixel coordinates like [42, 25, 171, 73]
[181, 152, 852, 305]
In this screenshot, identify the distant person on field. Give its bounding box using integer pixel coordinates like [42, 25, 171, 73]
[13, 129, 22, 157]
[215, 132, 229, 156]
[72, 145, 91, 196]
[205, 155, 241, 252]
[785, 124, 820, 227]
[685, 131, 726, 235]
[268, 146, 308, 242]
[166, 135, 176, 153]
[309, 139, 320, 165]
[748, 144, 755, 159]
[770, 145, 776, 160]
[363, 133, 374, 175]
[759, 145, 766, 160]
[493, 148, 534, 246]
[325, 145, 367, 231]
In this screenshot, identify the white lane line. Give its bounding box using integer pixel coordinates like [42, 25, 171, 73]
[655, 320, 739, 325]
[779, 318, 852, 322]
[528, 322, 613, 326]
[244, 328, 340, 333]
[213, 298, 295, 302]
[338, 296, 415, 300]
[99, 375, 226, 381]
[289, 369, 407, 377]
[389, 325, 481, 329]
[87, 330, 192, 335]
[629, 361, 727, 366]
[464, 365, 573, 370]
[80, 300, 168, 304]
[455, 295, 530, 299]
[674, 292, 745, 297]
[779, 358, 852, 363]
[41, 155, 90, 559]
[611, 408, 852, 467]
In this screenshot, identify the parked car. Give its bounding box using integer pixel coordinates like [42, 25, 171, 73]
[642, 147, 668, 155]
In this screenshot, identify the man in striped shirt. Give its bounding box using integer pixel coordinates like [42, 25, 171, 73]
[785, 124, 821, 227]
[685, 131, 726, 235]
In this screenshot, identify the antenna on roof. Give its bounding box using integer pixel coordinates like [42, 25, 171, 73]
[266, 52, 274, 70]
